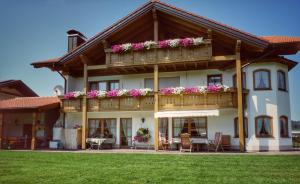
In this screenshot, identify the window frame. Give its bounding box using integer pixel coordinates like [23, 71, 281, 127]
[279, 116, 289, 138]
[88, 80, 120, 91]
[277, 70, 287, 92]
[233, 72, 246, 89]
[88, 118, 117, 138]
[207, 74, 223, 86]
[234, 117, 248, 138]
[253, 69, 272, 91]
[172, 117, 207, 138]
[255, 115, 273, 138]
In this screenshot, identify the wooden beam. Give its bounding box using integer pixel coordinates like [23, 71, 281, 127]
[154, 65, 159, 151]
[31, 112, 38, 150]
[235, 40, 245, 152]
[87, 65, 107, 70]
[153, 8, 158, 42]
[207, 29, 212, 39]
[80, 55, 88, 150]
[0, 113, 3, 149]
[211, 55, 237, 61]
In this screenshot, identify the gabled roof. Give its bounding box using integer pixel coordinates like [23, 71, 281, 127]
[31, 0, 300, 70]
[0, 97, 60, 112]
[0, 80, 38, 97]
[260, 36, 300, 44]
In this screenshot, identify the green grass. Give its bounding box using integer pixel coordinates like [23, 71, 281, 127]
[0, 151, 300, 184]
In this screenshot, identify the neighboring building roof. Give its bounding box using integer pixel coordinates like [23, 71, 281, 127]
[260, 36, 300, 44]
[0, 97, 60, 111]
[0, 80, 38, 97]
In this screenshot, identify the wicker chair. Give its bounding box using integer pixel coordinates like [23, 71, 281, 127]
[208, 132, 224, 152]
[180, 133, 193, 152]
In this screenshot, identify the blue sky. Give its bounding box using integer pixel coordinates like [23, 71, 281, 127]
[0, 0, 299, 120]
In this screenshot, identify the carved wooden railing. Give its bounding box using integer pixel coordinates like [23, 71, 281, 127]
[87, 96, 155, 112]
[61, 98, 82, 112]
[159, 90, 247, 111]
[105, 39, 212, 66]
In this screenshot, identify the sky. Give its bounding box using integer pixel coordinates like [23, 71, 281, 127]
[0, 0, 299, 120]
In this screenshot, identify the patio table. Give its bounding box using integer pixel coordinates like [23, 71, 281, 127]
[171, 138, 208, 151]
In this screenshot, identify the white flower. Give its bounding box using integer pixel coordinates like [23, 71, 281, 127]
[193, 37, 203, 45]
[97, 90, 107, 98]
[169, 39, 180, 48]
[73, 91, 84, 98]
[222, 85, 230, 92]
[122, 43, 132, 52]
[173, 87, 184, 94]
[198, 86, 207, 94]
[117, 89, 128, 96]
[144, 41, 156, 50]
[140, 88, 153, 96]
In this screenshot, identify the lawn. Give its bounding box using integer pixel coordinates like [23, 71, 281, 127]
[0, 151, 299, 184]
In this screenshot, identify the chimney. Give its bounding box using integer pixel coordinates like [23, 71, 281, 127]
[67, 29, 87, 52]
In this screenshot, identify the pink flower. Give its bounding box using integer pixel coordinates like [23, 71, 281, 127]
[129, 89, 142, 97]
[111, 45, 123, 53]
[158, 40, 169, 48]
[160, 88, 174, 95]
[184, 87, 199, 94]
[87, 90, 98, 98]
[107, 90, 119, 97]
[180, 38, 193, 47]
[207, 85, 222, 92]
[132, 43, 144, 51]
[64, 92, 74, 99]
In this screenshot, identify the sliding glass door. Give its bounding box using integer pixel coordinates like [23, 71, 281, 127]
[120, 118, 132, 147]
[88, 119, 117, 139]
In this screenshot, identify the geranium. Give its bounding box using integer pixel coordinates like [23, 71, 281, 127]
[193, 37, 203, 45]
[97, 90, 107, 98]
[144, 41, 156, 50]
[129, 89, 142, 97]
[180, 38, 193, 47]
[140, 88, 153, 96]
[207, 85, 222, 92]
[122, 43, 132, 52]
[132, 42, 144, 51]
[64, 91, 84, 99]
[158, 40, 169, 48]
[169, 39, 180, 48]
[173, 87, 185, 94]
[117, 89, 128, 96]
[184, 87, 199, 94]
[112, 45, 123, 53]
[160, 87, 174, 95]
[198, 86, 207, 93]
[106, 89, 119, 97]
[87, 90, 98, 98]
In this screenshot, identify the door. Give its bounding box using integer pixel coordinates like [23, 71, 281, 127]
[120, 118, 132, 147]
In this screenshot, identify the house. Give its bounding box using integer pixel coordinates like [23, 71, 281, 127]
[0, 80, 60, 150]
[31, 1, 300, 151]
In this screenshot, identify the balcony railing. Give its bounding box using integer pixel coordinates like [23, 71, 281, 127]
[61, 88, 248, 112]
[105, 39, 212, 66]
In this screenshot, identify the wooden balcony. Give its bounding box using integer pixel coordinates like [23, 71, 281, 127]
[61, 89, 247, 112]
[87, 96, 154, 112]
[105, 39, 212, 67]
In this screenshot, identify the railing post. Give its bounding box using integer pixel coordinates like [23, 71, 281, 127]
[154, 64, 159, 151]
[235, 40, 245, 152]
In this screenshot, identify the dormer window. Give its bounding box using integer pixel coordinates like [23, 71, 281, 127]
[253, 69, 271, 90]
[277, 70, 287, 91]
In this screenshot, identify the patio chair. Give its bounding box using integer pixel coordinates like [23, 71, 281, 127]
[208, 132, 224, 152]
[180, 133, 193, 153]
[159, 134, 169, 150]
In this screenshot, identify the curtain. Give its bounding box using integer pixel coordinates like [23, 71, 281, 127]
[258, 117, 270, 135]
[278, 72, 285, 89]
[256, 71, 269, 89]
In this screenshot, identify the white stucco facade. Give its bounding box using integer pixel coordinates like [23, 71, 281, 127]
[63, 62, 293, 151]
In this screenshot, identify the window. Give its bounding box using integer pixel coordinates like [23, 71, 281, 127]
[207, 74, 222, 86]
[255, 116, 273, 138]
[253, 69, 271, 90]
[145, 77, 180, 89]
[277, 70, 287, 91]
[89, 80, 119, 91]
[234, 117, 248, 138]
[159, 118, 168, 140]
[280, 116, 289, 138]
[233, 73, 246, 89]
[172, 117, 207, 138]
[88, 118, 117, 139]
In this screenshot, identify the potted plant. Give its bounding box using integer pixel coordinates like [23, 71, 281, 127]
[134, 128, 151, 142]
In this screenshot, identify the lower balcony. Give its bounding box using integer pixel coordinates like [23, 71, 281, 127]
[61, 88, 247, 112]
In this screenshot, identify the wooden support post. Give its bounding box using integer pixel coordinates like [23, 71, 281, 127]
[80, 55, 88, 150]
[154, 65, 159, 151]
[31, 112, 38, 150]
[235, 40, 245, 152]
[0, 113, 3, 149]
[153, 8, 158, 42]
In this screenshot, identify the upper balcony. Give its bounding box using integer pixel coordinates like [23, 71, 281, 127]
[105, 38, 212, 67]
